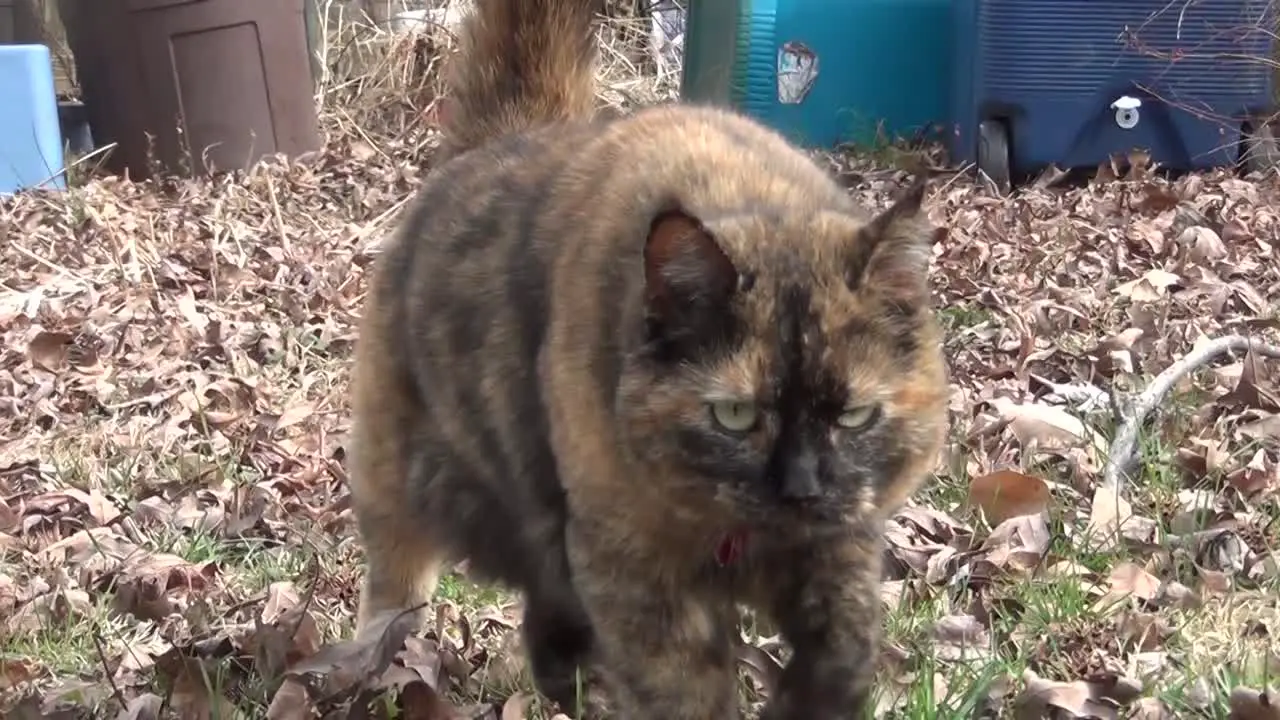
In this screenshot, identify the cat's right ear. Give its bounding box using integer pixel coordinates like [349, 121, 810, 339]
[644, 210, 738, 311]
[642, 209, 739, 350]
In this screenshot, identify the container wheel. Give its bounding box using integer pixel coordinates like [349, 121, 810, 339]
[977, 119, 1011, 193]
[1241, 120, 1279, 175]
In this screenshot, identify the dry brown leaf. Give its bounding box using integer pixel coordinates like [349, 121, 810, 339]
[1198, 565, 1234, 595]
[1013, 668, 1136, 720]
[989, 397, 1093, 452]
[274, 402, 317, 433]
[0, 573, 18, 617]
[1229, 687, 1280, 720]
[1083, 486, 1156, 553]
[1130, 697, 1174, 720]
[1169, 489, 1217, 534]
[879, 579, 907, 609]
[893, 505, 973, 542]
[265, 677, 318, 720]
[85, 489, 122, 526]
[5, 588, 94, 634]
[261, 581, 304, 624]
[400, 636, 449, 690]
[1237, 413, 1280, 441]
[111, 551, 218, 622]
[1221, 217, 1253, 244]
[1114, 268, 1181, 302]
[1181, 676, 1215, 709]
[501, 692, 533, 720]
[251, 582, 324, 684]
[25, 331, 74, 372]
[397, 680, 463, 719]
[924, 545, 962, 585]
[1115, 610, 1174, 652]
[934, 614, 992, 662]
[284, 606, 420, 699]
[1218, 348, 1280, 412]
[0, 656, 44, 690]
[1129, 651, 1170, 682]
[166, 655, 240, 720]
[1179, 225, 1227, 264]
[1225, 449, 1279, 496]
[1107, 562, 1162, 602]
[116, 693, 165, 720]
[967, 469, 1051, 525]
[1091, 328, 1145, 377]
[981, 514, 1051, 574]
[1254, 551, 1280, 582]
[0, 498, 16, 534]
[1176, 437, 1235, 482]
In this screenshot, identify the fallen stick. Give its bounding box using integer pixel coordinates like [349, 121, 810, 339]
[1101, 335, 1280, 492]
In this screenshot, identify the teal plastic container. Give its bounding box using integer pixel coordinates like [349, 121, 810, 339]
[681, 0, 952, 150]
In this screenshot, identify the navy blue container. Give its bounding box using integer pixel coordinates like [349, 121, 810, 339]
[950, 0, 1277, 189]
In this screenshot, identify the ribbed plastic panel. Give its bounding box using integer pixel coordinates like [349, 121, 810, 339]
[980, 0, 1274, 100]
[735, 9, 779, 117]
[0, 44, 66, 194]
[684, 0, 951, 148]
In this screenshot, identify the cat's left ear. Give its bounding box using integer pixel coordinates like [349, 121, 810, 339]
[844, 176, 943, 306]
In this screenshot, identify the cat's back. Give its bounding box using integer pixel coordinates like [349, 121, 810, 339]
[346, 118, 629, 595]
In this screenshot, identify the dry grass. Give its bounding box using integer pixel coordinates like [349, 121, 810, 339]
[2, 3, 1280, 719]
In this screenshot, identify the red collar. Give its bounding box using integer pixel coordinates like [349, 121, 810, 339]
[715, 528, 749, 566]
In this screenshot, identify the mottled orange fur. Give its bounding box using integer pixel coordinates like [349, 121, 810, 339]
[348, 0, 950, 717]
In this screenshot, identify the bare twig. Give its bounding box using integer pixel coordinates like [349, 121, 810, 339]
[289, 553, 323, 644]
[266, 174, 292, 257]
[91, 626, 130, 710]
[1102, 335, 1280, 492]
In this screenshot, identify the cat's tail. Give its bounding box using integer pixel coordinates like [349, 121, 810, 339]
[439, 0, 602, 158]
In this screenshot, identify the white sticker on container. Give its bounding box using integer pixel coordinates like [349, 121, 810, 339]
[777, 41, 818, 105]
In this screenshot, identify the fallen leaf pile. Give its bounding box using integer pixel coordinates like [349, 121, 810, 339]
[2, 28, 1280, 720]
[852, 160, 1280, 716]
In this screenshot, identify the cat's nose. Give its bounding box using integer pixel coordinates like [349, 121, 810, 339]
[777, 446, 822, 502]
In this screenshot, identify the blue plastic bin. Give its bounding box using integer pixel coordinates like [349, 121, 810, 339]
[0, 43, 66, 194]
[681, 0, 952, 150]
[950, 0, 1277, 189]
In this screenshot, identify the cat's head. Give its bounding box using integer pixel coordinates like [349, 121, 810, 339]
[617, 179, 950, 526]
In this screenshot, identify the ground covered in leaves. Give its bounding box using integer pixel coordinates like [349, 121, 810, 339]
[4, 32, 1280, 720]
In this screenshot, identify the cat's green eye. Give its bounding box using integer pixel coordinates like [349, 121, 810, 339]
[836, 404, 880, 430]
[710, 400, 758, 432]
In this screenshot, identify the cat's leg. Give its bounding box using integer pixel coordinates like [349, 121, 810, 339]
[350, 424, 446, 634]
[348, 296, 448, 635]
[758, 530, 883, 720]
[352, 498, 445, 634]
[566, 525, 739, 720]
[521, 587, 599, 716]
